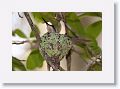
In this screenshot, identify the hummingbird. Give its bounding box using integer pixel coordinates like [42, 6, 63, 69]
[42, 18, 57, 33]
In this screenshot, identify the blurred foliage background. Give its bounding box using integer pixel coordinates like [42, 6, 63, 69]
[12, 12, 102, 71]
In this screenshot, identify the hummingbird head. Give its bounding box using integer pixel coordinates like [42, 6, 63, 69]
[42, 18, 56, 33]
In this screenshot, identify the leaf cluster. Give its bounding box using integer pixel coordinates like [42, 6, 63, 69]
[12, 12, 102, 71]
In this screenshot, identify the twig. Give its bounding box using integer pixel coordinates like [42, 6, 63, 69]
[83, 55, 102, 71]
[20, 60, 26, 62]
[24, 12, 41, 44]
[71, 37, 91, 46]
[58, 66, 65, 71]
[56, 12, 77, 36]
[47, 58, 65, 71]
[46, 60, 59, 71]
[12, 40, 30, 45]
[18, 12, 23, 18]
[55, 12, 65, 21]
[55, 12, 67, 33]
[44, 54, 65, 71]
[65, 23, 78, 37]
[47, 63, 50, 71]
[66, 50, 71, 71]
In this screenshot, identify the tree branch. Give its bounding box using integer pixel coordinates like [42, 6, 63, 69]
[24, 12, 41, 44]
[58, 66, 65, 71]
[66, 49, 71, 71]
[45, 57, 65, 71]
[65, 23, 78, 37]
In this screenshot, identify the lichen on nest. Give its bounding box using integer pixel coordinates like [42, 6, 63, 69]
[40, 32, 72, 60]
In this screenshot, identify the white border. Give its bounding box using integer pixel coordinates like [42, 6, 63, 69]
[0, 0, 114, 83]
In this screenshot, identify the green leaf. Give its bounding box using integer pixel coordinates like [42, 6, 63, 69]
[26, 49, 44, 70]
[32, 12, 59, 31]
[12, 31, 15, 36]
[65, 12, 85, 36]
[30, 25, 40, 38]
[12, 57, 26, 71]
[30, 31, 35, 38]
[13, 29, 27, 38]
[32, 12, 56, 23]
[86, 39, 101, 57]
[76, 37, 101, 60]
[76, 46, 91, 61]
[79, 12, 102, 18]
[88, 63, 102, 71]
[85, 21, 102, 39]
[32, 12, 43, 22]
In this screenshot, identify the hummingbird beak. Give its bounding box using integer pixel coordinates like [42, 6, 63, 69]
[42, 17, 57, 33]
[42, 17, 49, 25]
